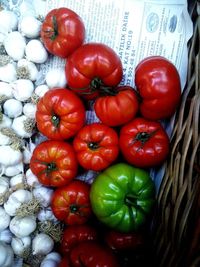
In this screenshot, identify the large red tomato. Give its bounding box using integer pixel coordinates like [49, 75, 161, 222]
[65, 43, 123, 100]
[36, 88, 85, 140]
[30, 140, 78, 187]
[40, 7, 85, 58]
[60, 224, 98, 254]
[135, 56, 181, 120]
[70, 241, 120, 267]
[94, 86, 139, 126]
[119, 117, 170, 168]
[73, 123, 119, 171]
[51, 180, 92, 225]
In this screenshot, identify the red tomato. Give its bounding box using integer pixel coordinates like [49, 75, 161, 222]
[73, 123, 119, 171]
[36, 88, 85, 140]
[65, 43, 123, 100]
[51, 180, 92, 225]
[119, 117, 170, 168]
[30, 140, 78, 187]
[60, 224, 98, 254]
[94, 86, 139, 126]
[135, 56, 181, 120]
[58, 257, 72, 267]
[40, 7, 85, 58]
[105, 230, 144, 251]
[70, 241, 120, 267]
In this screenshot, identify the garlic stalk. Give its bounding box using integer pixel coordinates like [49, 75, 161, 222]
[38, 221, 63, 243]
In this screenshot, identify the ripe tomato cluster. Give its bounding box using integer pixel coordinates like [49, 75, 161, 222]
[30, 6, 182, 267]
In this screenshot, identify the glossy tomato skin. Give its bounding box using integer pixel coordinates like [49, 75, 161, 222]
[94, 86, 139, 126]
[51, 180, 92, 225]
[30, 140, 78, 187]
[119, 117, 170, 168]
[73, 123, 119, 171]
[135, 56, 181, 120]
[40, 7, 85, 58]
[90, 163, 155, 232]
[60, 224, 98, 254]
[70, 241, 120, 267]
[36, 88, 85, 140]
[65, 43, 123, 100]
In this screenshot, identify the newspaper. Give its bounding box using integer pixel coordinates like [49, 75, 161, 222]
[2, 0, 193, 192]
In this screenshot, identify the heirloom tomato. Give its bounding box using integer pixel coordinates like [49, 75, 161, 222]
[70, 241, 120, 267]
[60, 224, 98, 254]
[36, 88, 85, 140]
[30, 140, 77, 187]
[65, 43, 123, 100]
[73, 123, 119, 171]
[119, 117, 170, 168]
[51, 180, 92, 225]
[135, 56, 181, 120]
[90, 163, 155, 232]
[94, 86, 139, 127]
[40, 7, 85, 58]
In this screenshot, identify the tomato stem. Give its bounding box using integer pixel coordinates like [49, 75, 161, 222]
[51, 114, 60, 128]
[88, 142, 99, 150]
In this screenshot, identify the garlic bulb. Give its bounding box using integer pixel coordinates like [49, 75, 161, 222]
[4, 162, 24, 177]
[0, 145, 22, 167]
[0, 131, 11, 145]
[23, 140, 36, 164]
[46, 67, 67, 88]
[11, 236, 31, 257]
[12, 79, 34, 102]
[0, 176, 9, 195]
[12, 115, 35, 138]
[4, 31, 26, 61]
[0, 207, 10, 231]
[9, 215, 37, 238]
[0, 241, 14, 267]
[23, 102, 36, 119]
[9, 173, 25, 188]
[32, 233, 54, 255]
[25, 39, 48, 64]
[37, 208, 58, 222]
[17, 59, 39, 81]
[4, 189, 32, 216]
[3, 99, 23, 118]
[19, 16, 42, 38]
[0, 63, 17, 83]
[25, 168, 40, 187]
[0, 82, 13, 99]
[40, 252, 61, 267]
[34, 84, 49, 98]
[0, 115, 12, 129]
[0, 229, 12, 244]
[33, 187, 54, 207]
[0, 10, 18, 33]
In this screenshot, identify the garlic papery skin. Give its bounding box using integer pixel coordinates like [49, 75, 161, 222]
[33, 187, 54, 208]
[3, 99, 23, 118]
[23, 102, 36, 119]
[46, 68, 67, 89]
[0, 10, 18, 33]
[0, 207, 10, 231]
[4, 189, 32, 216]
[11, 236, 31, 257]
[34, 84, 49, 98]
[25, 39, 48, 64]
[9, 173, 25, 188]
[19, 16, 42, 38]
[12, 115, 35, 138]
[9, 215, 37, 238]
[0, 82, 13, 99]
[37, 208, 58, 222]
[0, 115, 12, 129]
[4, 162, 24, 177]
[0, 146, 22, 167]
[32, 233, 54, 255]
[0, 241, 14, 267]
[11, 79, 34, 102]
[25, 168, 40, 187]
[0, 63, 17, 83]
[0, 229, 12, 244]
[4, 31, 26, 61]
[17, 59, 39, 81]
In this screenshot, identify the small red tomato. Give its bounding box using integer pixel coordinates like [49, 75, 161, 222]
[40, 7, 85, 58]
[60, 224, 98, 254]
[51, 180, 92, 225]
[94, 86, 139, 127]
[135, 56, 181, 120]
[65, 43, 123, 100]
[36, 88, 86, 140]
[70, 241, 120, 267]
[30, 140, 78, 187]
[73, 123, 119, 171]
[119, 117, 170, 168]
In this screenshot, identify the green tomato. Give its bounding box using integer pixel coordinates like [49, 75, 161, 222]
[90, 163, 155, 232]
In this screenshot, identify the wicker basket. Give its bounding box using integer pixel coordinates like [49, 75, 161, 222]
[151, 1, 200, 266]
